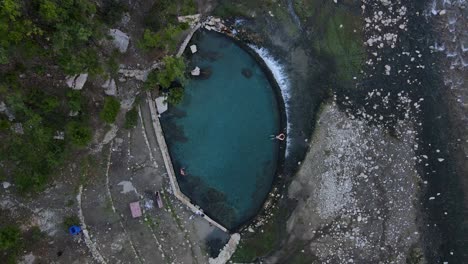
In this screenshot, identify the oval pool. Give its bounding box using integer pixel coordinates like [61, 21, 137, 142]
[160, 30, 283, 230]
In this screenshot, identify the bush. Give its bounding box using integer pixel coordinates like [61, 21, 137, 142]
[66, 121, 92, 147]
[63, 215, 80, 230]
[0, 226, 21, 251]
[67, 90, 82, 112]
[100, 97, 120, 123]
[156, 56, 186, 88]
[0, 225, 22, 264]
[124, 107, 138, 129]
[167, 87, 184, 105]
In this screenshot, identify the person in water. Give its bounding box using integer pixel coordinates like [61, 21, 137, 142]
[180, 167, 186, 176]
[270, 133, 285, 141]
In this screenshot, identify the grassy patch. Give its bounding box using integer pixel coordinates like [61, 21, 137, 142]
[100, 96, 121, 123]
[231, 206, 285, 262]
[63, 214, 80, 230]
[295, 0, 365, 84]
[124, 107, 138, 129]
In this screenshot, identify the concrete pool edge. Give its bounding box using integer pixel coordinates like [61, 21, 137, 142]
[146, 91, 229, 233]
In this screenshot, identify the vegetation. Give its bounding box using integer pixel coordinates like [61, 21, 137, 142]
[293, 0, 365, 84]
[231, 206, 285, 262]
[139, 0, 194, 52]
[63, 214, 80, 230]
[143, 56, 186, 101]
[100, 96, 121, 123]
[0, 0, 110, 75]
[157, 56, 186, 88]
[167, 87, 184, 105]
[66, 121, 92, 147]
[124, 107, 138, 129]
[0, 225, 22, 264]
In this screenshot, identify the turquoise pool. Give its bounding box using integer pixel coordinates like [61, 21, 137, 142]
[160, 31, 282, 230]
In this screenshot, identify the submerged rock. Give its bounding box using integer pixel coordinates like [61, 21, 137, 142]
[109, 29, 130, 53]
[241, 68, 252, 78]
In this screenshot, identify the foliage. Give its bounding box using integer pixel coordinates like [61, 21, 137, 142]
[0, 0, 105, 75]
[124, 107, 138, 129]
[0, 85, 81, 193]
[100, 0, 127, 26]
[66, 121, 92, 147]
[139, 0, 194, 52]
[67, 90, 82, 113]
[0, 225, 21, 251]
[138, 24, 186, 52]
[63, 214, 80, 230]
[0, 225, 22, 264]
[293, 0, 364, 84]
[143, 70, 159, 91]
[156, 56, 186, 88]
[231, 206, 285, 262]
[100, 96, 120, 123]
[167, 87, 184, 105]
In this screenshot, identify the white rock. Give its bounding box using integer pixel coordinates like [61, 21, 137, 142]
[2, 182, 11, 189]
[102, 79, 117, 96]
[155, 96, 168, 114]
[190, 45, 197, 54]
[66, 74, 88, 90]
[109, 29, 130, 53]
[438, 158, 444, 162]
[191, 66, 200, 76]
[0, 101, 5, 112]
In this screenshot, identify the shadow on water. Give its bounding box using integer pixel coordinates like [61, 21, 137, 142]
[177, 173, 238, 230]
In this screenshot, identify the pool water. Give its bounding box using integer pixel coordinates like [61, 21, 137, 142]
[160, 31, 281, 230]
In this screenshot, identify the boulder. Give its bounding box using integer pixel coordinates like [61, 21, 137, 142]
[0, 101, 5, 112]
[241, 68, 253, 78]
[102, 78, 117, 96]
[191, 66, 201, 76]
[109, 29, 130, 53]
[155, 96, 168, 115]
[2, 182, 11, 189]
[53, 131, 65, 140]
[66, 73, 88, 90]
[12, 123, 24, 134]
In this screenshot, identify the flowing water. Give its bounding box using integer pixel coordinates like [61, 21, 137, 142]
[160, 31, 282, 230]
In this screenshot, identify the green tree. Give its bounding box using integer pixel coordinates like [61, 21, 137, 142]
[39, 0, 61, 23]
[124, 107, 138, 129]
[167, 87, 184, 105]
[0, 225, 21, 251]
[156, 56, 186, 88]
[100, 97, 120, 123]
[66, 121, 92, 147]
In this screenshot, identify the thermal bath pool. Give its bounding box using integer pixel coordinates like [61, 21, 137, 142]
[160, 30, 283, 230]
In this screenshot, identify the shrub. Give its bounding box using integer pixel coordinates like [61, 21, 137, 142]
[156, 56, 186, 88]
[167, 87, 184, 105]
[66, 121, 92, 147]
[0, 225, 22, 264]
[67, 90, 82, 112]
[124, 107, 138, 129]
[63, 215, 80, 230]
[0, 225, 21, 251]
[100, 96, 120, 123]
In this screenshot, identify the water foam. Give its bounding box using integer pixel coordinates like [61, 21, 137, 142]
[249, 45, 292, 156]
